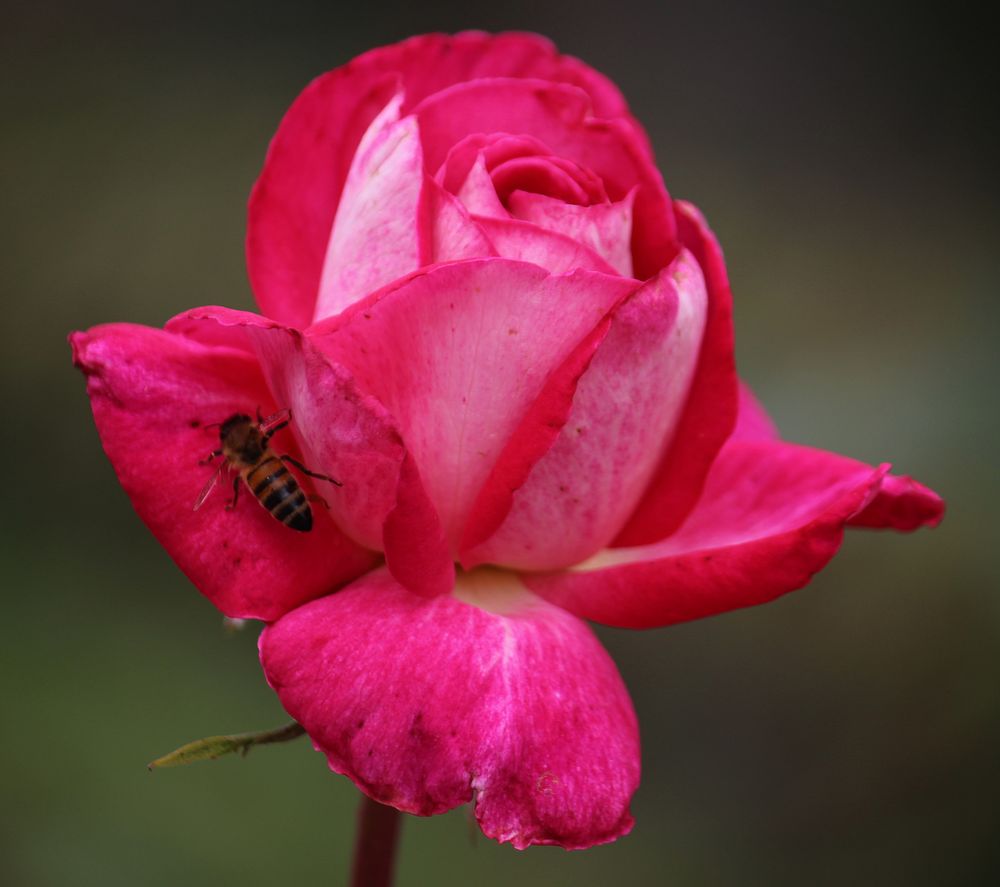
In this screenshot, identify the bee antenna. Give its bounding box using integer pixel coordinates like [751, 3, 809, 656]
[203, 422, 222, 429]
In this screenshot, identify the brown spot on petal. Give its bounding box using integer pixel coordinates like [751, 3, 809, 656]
[536, 771, 559, 795]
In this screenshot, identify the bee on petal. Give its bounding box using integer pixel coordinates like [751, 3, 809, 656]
[195, 409, 340, 532]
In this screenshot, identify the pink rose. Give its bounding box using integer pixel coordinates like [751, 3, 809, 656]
[70, 32, 943, 849]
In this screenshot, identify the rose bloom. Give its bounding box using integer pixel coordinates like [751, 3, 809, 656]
[71, 33, 943, 849]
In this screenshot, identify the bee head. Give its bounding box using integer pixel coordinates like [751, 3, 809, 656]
[219, 413, 253, 442]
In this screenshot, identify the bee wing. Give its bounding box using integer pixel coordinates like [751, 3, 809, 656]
[193, 463, 225, 511]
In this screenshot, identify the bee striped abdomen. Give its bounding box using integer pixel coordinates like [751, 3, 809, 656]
[246, 453, 312, 532]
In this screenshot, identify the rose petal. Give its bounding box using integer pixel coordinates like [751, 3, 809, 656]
[247, 68, 398, 327]
[614, 200, 739, 545]
[458, 315, 616, 563]
[462, 250, 706, 569]
[438, 133, 553, 194]
[473, 216, 620, 275]
[308, 259, 636, 553]
[732, 380, 780, 441]
[259, 566, 639, 849]
[455, 154, 509, 218]
[382, 31, 634, 119]
[168, 307, 453, 598]
[849, 473, 945, 531]
[731, 379, 945, 530]
[414, 78, 676, 278]
[248, 32, 639, 324]
[525, 439, 894, 628]
[70, 324, 376, 621]
[490, 156, 590, 205]
[313, 96, 425, 321]
[507, 189, 635, 277]
[426, 179, 497, 263]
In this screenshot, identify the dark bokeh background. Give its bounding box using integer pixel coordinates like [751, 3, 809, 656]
[2, 1, 996, 884]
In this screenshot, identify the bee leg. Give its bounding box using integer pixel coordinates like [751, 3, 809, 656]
[199, 449, 223, 465]
[261, 418, 291, 446]
[224, 475, 241, 511]
[307, 493, 330, 510]
[280, 454, 343, 487]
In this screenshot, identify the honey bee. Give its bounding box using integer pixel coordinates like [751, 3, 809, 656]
[194, 409, 341, 532]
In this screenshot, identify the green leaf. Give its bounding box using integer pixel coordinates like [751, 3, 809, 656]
[147, 722, 305, 770]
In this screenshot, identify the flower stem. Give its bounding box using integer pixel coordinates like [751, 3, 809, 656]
[351, 793, 402, 887]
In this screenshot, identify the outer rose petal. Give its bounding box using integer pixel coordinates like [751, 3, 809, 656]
[732, 380, 780, 441]
[248, 32, 637, 325]
[168, 307, 453, 598]
[615, 200, 739, 545]
[314, 96, 424, 321]
[309, 259, 636, 552]
[70, 324, 376, 621]
[259, 567, 639, 849]
[414, 78, 676, 278]
[463, 250, 707, 570]
[524, 439, 892, 629]
[732, 378, 945, 530]
[849, 473, 945, 530]
[247, 65, 398, 327]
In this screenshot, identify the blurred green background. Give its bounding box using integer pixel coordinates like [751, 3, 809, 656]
[2, 1, 996, 884]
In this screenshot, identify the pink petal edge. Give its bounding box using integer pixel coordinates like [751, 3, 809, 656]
[733, 378, 945, 530]
[168, 307, 453, 598]
[414, 77, 676, 279]
[313, 95, 425, 321]
[614, 199, 739, 546]
[259, 566, 639, 849]
[462, 249, 707, 570]
[524, 439, 894, 629]
[70, 323, 377, 621]
[308, 259, 636, 554]
[247, 31, 644, 325]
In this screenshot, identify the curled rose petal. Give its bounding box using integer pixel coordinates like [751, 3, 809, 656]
[248, 32, 641, 325]
[259, 567, 639, 849]
[848, 473, 945, 531]
[507, 189, 636, 277]
[414, 77, 676, 277]
[462, 249, 707, 570]
[426, 179, 497, 263]
[168, 306, 453, 598]
[313, 95, 425, 321]
[70, 323, 377, 621]
[473, 215, 620, 275]
[524, 439, 896, 628]
[614, 200, 739, 545]
[452, 153, 509, 218]
[731, 378, 945, 529]
[309, 259, 636, 554]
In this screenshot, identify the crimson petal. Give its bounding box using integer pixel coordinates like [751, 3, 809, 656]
[525, 439, 895, 628]
[260, 567, 639, 849]
[248, 32, 639, 326]
[614, 200, 739, 545]
[70, 324, 376, 621]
